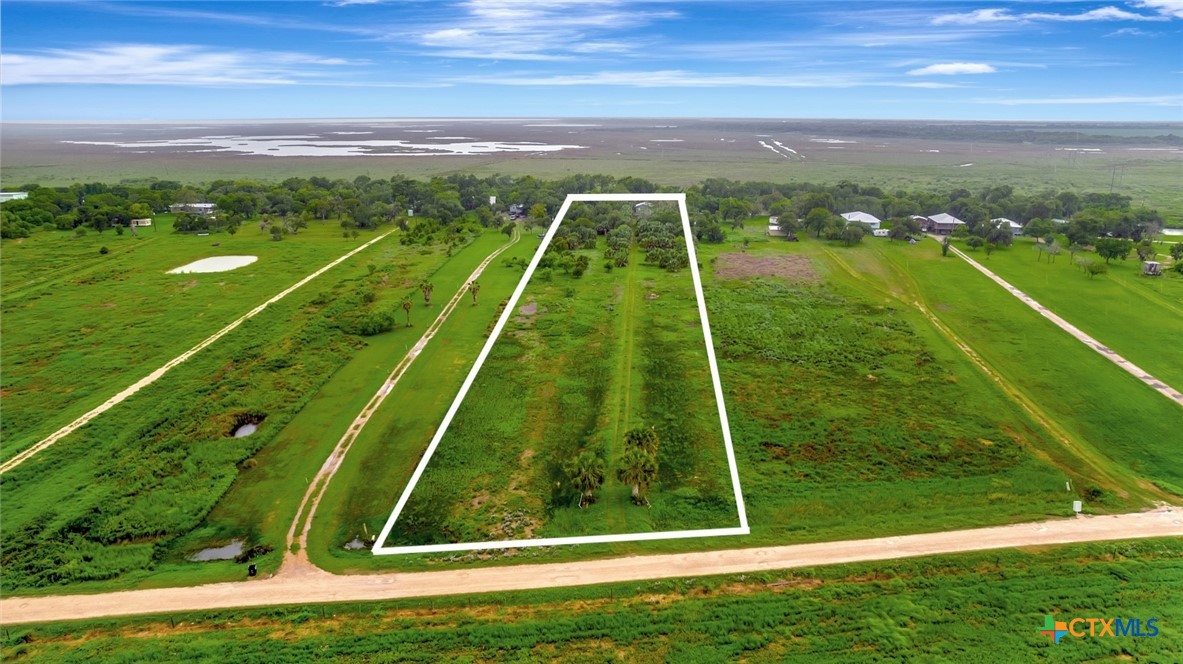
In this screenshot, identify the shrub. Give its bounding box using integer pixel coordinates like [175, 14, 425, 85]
[99, 246, 109, 255]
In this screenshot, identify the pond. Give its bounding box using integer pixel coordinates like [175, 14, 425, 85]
[189, 539, 244, 562]
[232, 422, 258, 438]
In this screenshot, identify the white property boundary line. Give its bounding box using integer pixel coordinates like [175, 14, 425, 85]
[0, 230, 396, 475]
[374, 193, 749, 555]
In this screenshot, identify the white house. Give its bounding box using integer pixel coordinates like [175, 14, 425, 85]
[130, 218, 153, 227]
[768, 216, 787, 237]
[872, 228, 890, 237]
[0, 192, 30, 203]
[991, 217, 1023, 236]
[840, 211, 881, 230]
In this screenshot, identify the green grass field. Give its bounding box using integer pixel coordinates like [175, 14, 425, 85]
[950, 237, 1183, 391]
[303, 223, 1173, 575]
[0, 215, 396, 458]
[867, 237, 1183, 498]
[7, 538, 1181, 662]
[382, 211, 737, 548]
[0, 223, 490, 593]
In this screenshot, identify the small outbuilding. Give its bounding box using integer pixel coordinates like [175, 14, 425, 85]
[1143, 261, 1162, 276]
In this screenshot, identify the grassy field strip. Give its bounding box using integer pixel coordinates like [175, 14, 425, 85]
[283, 227, 521, 569]
[0, 230, 396, 476]
[3, 507, 1179, 625]
[605, 240, 642, 529]
[820, 243, 1144, 496]
[940, 237, 1183, 408]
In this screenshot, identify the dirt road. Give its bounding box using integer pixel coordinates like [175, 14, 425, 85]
[0, 230, 397, 475]
[940, 238, 1183, 407]
[284, 228, 521, 569]
[3, 508, 1179, 626]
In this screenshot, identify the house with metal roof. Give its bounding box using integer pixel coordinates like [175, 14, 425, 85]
[840, 211, 881, 230]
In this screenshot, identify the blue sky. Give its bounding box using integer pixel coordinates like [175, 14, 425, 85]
[2, 0, 1181, 121]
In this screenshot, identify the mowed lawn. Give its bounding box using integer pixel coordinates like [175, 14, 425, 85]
[951, 237, 1183, 392]
[869, 237, 1183, 498]
[1, 215, 393, 458]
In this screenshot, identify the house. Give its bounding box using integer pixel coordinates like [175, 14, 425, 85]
[508, 204, 526, 219]
[916, 213, 967, 235]
[130, 218, 153, 227]
[840, 211, 881, 230]
[1051, 218, 1070, 226]
[991, 217, 1022, 236]
[0, 191, 29, 203]
[768, 219, 788, 237]
[169, 202, 217, 215]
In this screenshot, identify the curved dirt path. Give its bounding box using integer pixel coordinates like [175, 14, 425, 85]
[283, 228, 520, 573]
[3, 507, 1179, 625]
[939, 238, 1183, 407]
[0, 231, 397, 475]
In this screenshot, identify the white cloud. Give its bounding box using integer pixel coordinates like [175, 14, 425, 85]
[933, 6, 1165, 25]
[976, 94, 1183, 105]
[0, 44, 361, 86]
[908, 62, 997, 76]
[452, 69, 972, 89]
[329, 0, 383, 5]
[1106, 27, 1151, 35]
[1133, 0, 1183, 19]
[408, 0, 677, 60]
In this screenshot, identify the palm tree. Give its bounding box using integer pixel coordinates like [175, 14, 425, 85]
[419, 280, 434, 307]
[468, 280, 481, 305]
[623, 427, 659, 455]
[401, 298, 413, 327]
[617, 448, 658, 505]
[565, 451, 605, 508]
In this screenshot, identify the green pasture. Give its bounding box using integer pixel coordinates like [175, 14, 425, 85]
[183, 231, 522, 576]
[951, 237, 1183, 391]
[0, 227, 462, 594]
[308, 225, 1155, 575]
[7, 538, 1182, 662]
[869, 238, 1183, 497]
[0, 214, 392, 458]
[381, 220, 736, 549]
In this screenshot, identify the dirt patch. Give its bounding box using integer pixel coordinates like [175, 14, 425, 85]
[645, 292, 659, 300]
[714, 253, 817, 281]
[518, 302, 538, 315]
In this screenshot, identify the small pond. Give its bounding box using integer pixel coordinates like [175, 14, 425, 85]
[232, 422, 258, 438]
[189, 539, 244, 562]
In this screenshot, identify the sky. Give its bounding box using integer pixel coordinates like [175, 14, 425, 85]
[1, 0, 1181, 121]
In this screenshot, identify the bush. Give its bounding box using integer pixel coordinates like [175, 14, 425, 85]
[99, 246, 110, 255]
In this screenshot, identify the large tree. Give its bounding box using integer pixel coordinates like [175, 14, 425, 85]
[1094, 238, 1134, 264]
[804, 207, 835, 238]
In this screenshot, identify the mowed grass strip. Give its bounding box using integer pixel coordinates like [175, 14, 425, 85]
[951, 237, 1183, 391]
[1, 215, 390, 456]
[869, 238, 1183, 497]
[6, 538, 1182, 662]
